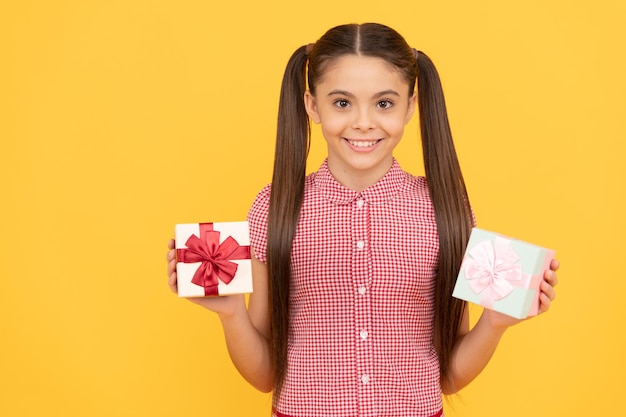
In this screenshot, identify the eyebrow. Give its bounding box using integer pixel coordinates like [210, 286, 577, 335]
[327, 89, 401, 98]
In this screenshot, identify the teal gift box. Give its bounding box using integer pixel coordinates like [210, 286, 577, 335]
[452, 228, 555, 319]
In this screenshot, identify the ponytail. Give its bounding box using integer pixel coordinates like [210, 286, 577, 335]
[416, 51, 473, 389]
[266, 45, 310, 396]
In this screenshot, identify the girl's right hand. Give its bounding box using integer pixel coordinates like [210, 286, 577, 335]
[166, 238, 246, 318]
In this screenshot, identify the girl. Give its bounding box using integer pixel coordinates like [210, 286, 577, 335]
[166, 22, 559, 417]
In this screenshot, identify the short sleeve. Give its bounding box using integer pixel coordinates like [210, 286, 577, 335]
[247, 184, 271, 264]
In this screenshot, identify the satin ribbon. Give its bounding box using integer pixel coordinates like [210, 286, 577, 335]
[462, 236, 524, 308]
[177, 223, 250, 296]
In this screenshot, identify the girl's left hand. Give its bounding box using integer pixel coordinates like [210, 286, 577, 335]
[483, 258, 560, 330]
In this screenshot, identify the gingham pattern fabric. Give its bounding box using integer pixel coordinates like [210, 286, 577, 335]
[248, 159, 444, 417]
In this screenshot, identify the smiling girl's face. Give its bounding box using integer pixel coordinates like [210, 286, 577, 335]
[304, 54, 416, 191]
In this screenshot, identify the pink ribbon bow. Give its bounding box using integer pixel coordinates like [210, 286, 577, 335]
[177, 223, 251, 296]
[462, 237, 524, 307]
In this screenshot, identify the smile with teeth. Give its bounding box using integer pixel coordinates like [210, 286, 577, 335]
[346, 139, 381, 148]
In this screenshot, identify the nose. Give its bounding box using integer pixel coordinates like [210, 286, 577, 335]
[352, 107, 375, 131]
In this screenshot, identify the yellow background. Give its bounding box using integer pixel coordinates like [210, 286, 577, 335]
[2, 1, 624, 416]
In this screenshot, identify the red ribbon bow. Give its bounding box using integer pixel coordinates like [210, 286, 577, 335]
[177, 223, 251, 296]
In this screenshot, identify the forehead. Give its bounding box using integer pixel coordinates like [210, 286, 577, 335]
[315, 55, 410, 94]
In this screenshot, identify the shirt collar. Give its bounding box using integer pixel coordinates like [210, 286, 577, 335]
[313, 159, 408, 206]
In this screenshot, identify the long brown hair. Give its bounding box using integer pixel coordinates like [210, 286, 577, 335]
[267, 23, 473, 396]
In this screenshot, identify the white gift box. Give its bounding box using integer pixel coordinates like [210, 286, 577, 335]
[175, 221, 253, 297]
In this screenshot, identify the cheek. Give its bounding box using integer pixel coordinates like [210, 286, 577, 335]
[385, 119, 408, 137]
[319, 115, 348, 136]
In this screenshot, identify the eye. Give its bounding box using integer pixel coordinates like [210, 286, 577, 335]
[333, 99, 350, 109]
[377, 99, 394, 109]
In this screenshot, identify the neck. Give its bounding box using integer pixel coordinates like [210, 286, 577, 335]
[326, 157, 394, 192]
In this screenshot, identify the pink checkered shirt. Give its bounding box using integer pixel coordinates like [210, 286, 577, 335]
[247, 159, 444, 417]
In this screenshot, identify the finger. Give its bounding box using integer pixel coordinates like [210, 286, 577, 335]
[538, 292, 552, 314]
[550, 258, 560, 272]
[168, 269, 178, 293]
[543, 268, 558, 287]
[540, 279, 556, 301]
[168, 257, 178, 277]
[166, 248, 177, 263]
[168, 238, 175, 251]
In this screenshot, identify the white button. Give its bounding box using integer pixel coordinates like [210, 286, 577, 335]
[356, 241, 365, 249]
[358, 286, 366, 295]
[361, 374, 370, 384]
[360, 330, 368, 340]
[357, 199, 364, 208]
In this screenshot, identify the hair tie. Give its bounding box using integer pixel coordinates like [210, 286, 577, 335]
[412, 48, 419, 61]
[306, 43, 315, 55]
